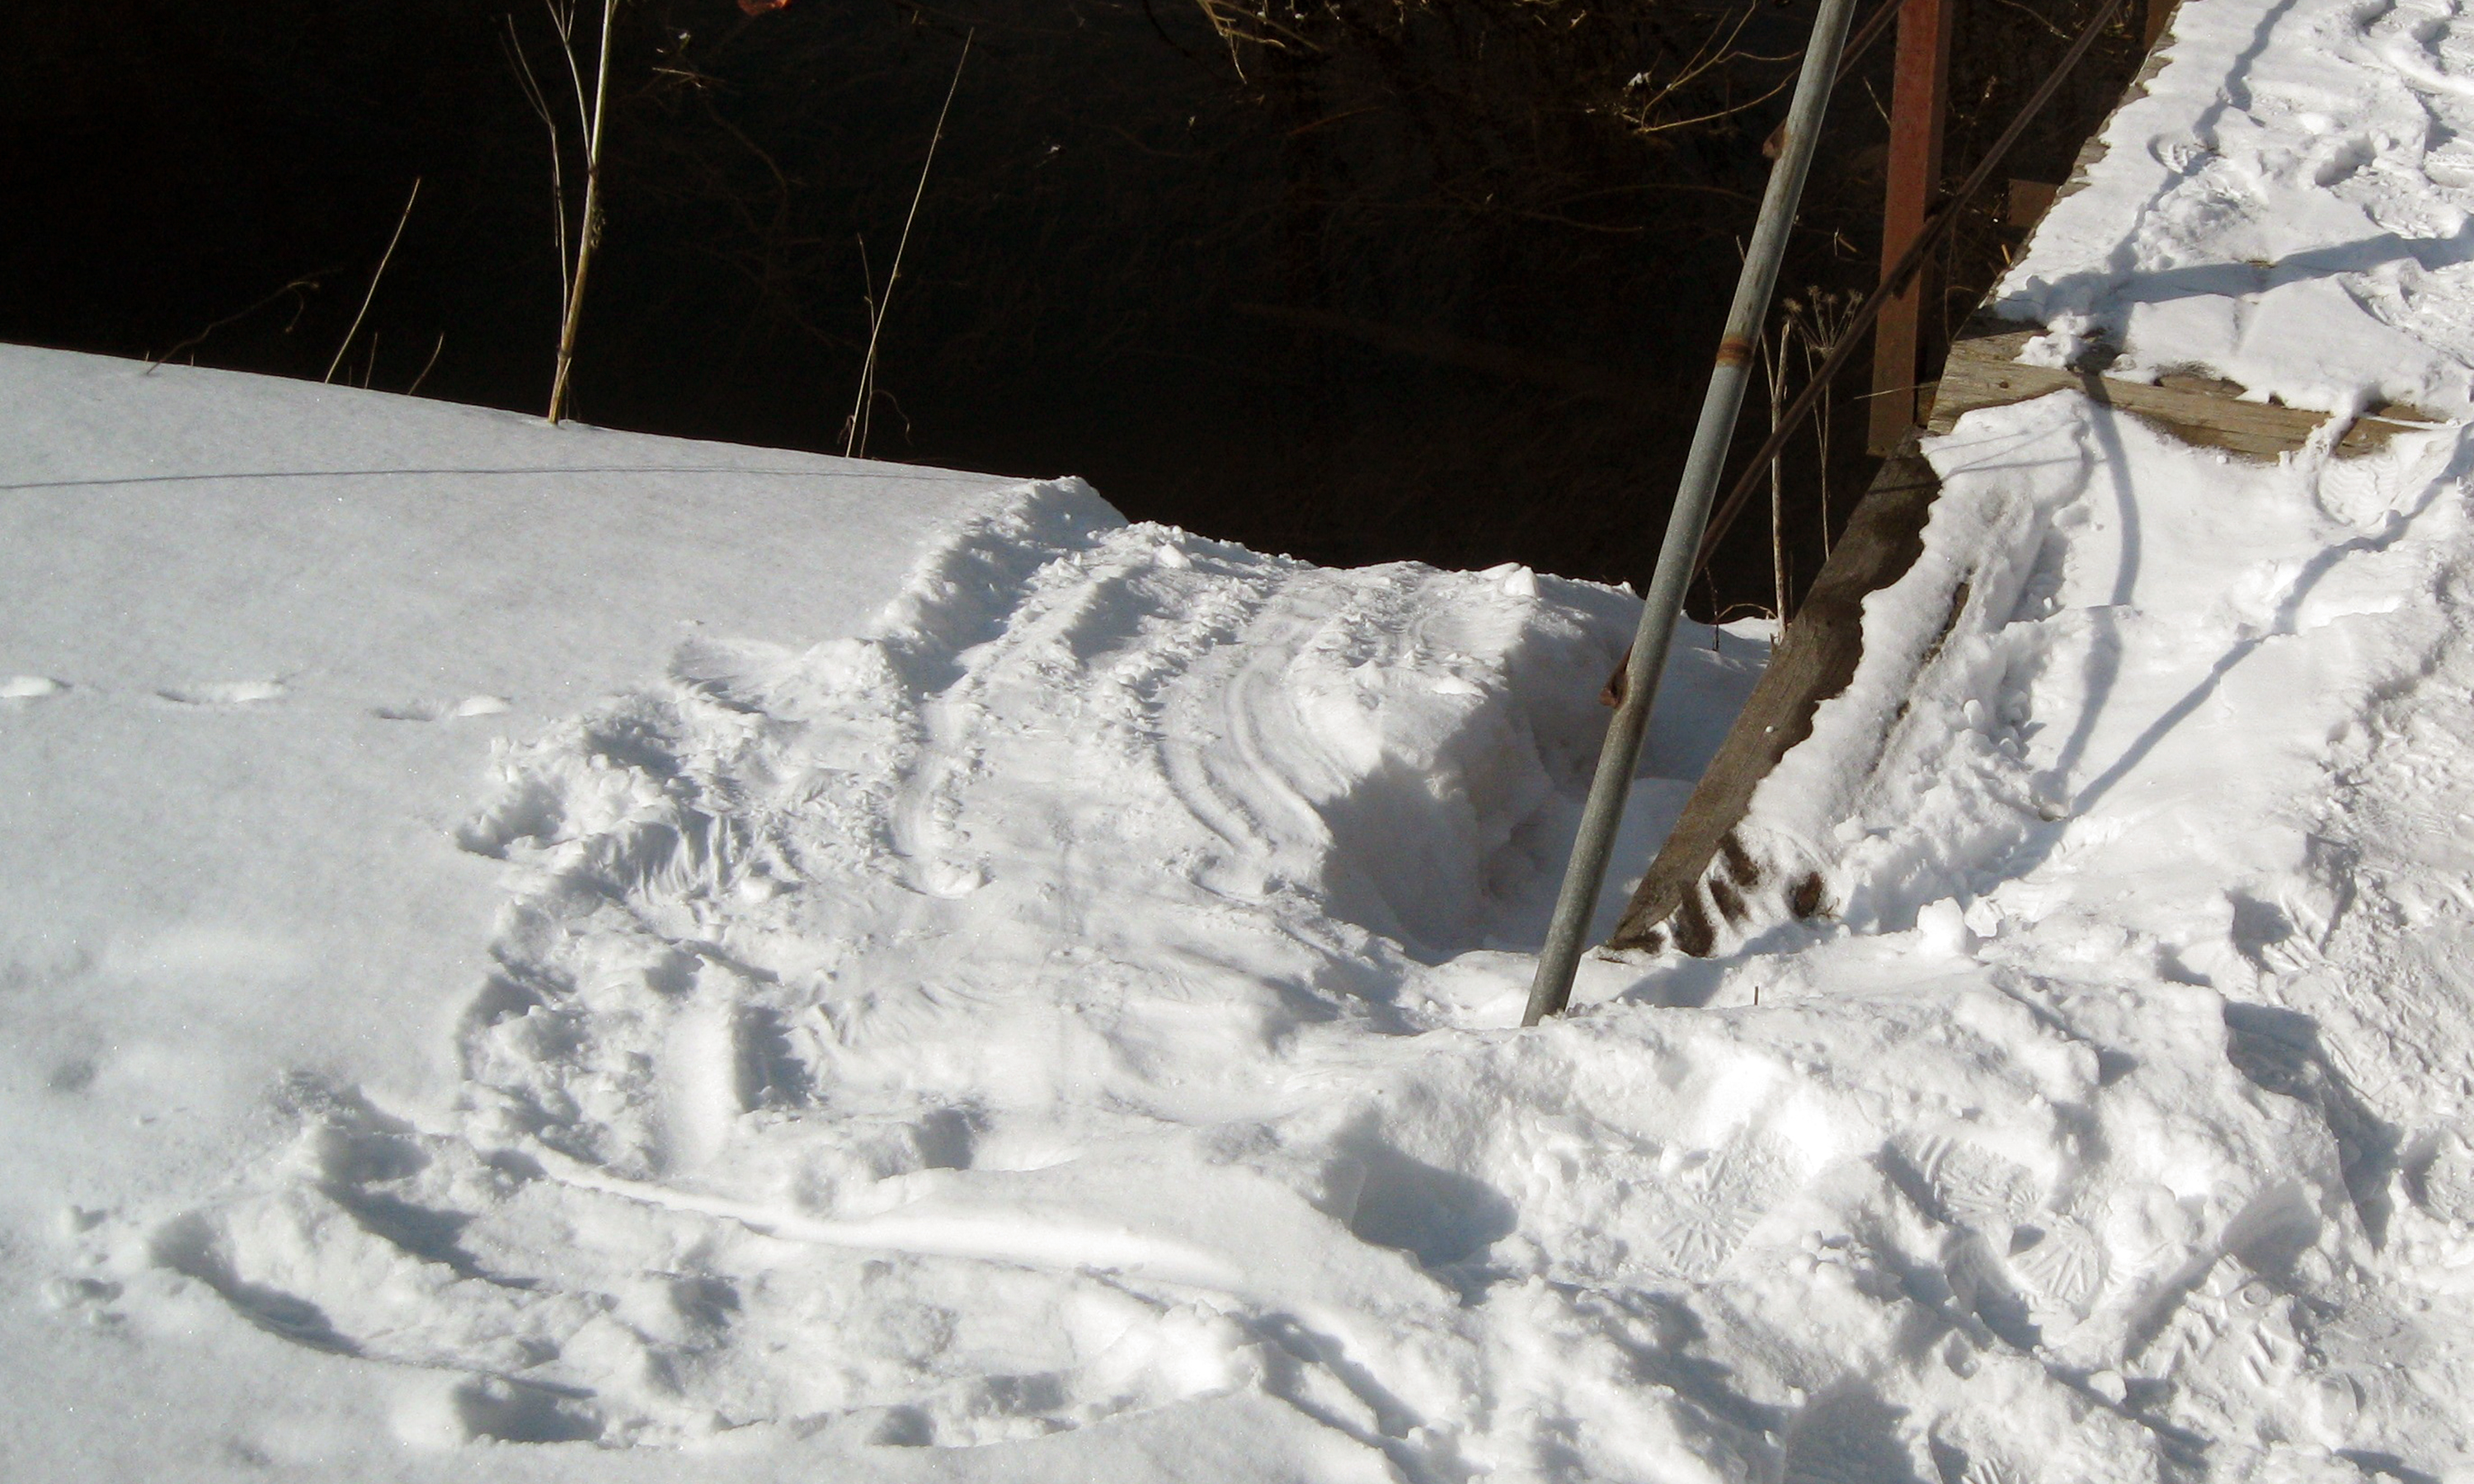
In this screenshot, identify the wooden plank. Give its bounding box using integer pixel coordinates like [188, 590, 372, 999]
[1609, 330, 2446, 959]
[2006, 178, 2059, 229]
[1928, 324, 2442, 458]
[1607, 448, 1943, 956]
[1869, 0, 1955, 454]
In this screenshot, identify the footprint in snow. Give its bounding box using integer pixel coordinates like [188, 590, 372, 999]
[370, 695, 511, 723]
[158, 679, 287, 707]
[2411, 1128, 2474, 1224]
[2, 675, 68, 701]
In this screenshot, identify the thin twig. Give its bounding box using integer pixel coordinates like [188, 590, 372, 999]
[144, 273, 328, 373]
[1190, 0, 1315, 52]
[1764, 321, 1790, 623]
[1631, 2, 1761, 116]
[1696, 0, 2133, 575]
[1791, 289, 1856, 558]
[326, 178, 421, 386]
[844, 29, 972, 459]
[504, 16, 572, 307]
[408, 332, 447, 396]
[1764, 0, 1909, 157]
[547, 0, 593, 138]
[1979, 0, 2073, 42]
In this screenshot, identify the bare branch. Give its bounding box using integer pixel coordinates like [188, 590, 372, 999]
[144, 274, 330, 373]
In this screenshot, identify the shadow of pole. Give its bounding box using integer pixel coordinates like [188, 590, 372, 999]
[2068, 474, 2447, 816]
[2075, 0, 2308, 288]
[2035, 378, 2146, 797]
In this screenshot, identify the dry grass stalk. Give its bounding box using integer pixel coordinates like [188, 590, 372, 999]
[843, 31, 972, 460]
[326, 177, 421, 386]
[547, 0, 620, 425]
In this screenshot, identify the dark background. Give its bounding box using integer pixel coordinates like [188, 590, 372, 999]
[0, 0, 2145, 613]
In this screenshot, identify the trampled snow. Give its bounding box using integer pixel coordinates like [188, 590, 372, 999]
[17, 0, 2474, 1473]
[1, 345, 1764, 1477]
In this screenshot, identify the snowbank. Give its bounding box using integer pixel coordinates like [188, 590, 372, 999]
[24, 2, 2474, 1472]
[1583, 0, 2474, 1472]
[5, 345, 1784, 1478]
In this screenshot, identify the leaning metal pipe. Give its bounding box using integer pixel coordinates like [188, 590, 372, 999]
[1522, 0, 1863, 1027]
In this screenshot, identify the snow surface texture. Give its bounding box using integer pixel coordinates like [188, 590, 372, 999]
[1618, 0, 2474, 1474]
[24, 2, 2474, 1470]
[4, 347, 1774, 1478]
[2001, 0, 2474, 420]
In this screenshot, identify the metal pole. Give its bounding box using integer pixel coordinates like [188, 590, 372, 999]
[1523, 0, 1862, 1026]
[1761, 0, 1910, 162]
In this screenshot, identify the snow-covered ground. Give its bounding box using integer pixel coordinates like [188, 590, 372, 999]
[18, 0, 2474, 1475]
[0, 344, 1761, 1478]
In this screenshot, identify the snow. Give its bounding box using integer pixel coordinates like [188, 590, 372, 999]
[1620, 0, 2474, 1471]
[1, 345, 1767, 1477]
[21, 2, 2474, 1472]
[2000, 0, 2474, 422]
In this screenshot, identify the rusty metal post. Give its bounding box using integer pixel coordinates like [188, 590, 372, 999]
[1866, 0, 1953, 454]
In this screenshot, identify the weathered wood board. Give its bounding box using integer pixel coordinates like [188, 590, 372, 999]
[1928, 326, 2439, 458]
[1604, 448, 1940, 956]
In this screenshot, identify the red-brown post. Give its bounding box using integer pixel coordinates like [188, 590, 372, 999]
[1867, 0, 1954, 454]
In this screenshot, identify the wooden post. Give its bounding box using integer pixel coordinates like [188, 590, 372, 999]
[1866, 0, 1953, 454]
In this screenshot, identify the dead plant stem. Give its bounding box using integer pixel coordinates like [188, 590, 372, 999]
[409, 332, 447, 396]
[504, 16, 571, 308]
[1766, 319, 1791, 624]
[844, 30, 973, 459]
[548, 0, 618, 425]
[326, 177, 421, 386]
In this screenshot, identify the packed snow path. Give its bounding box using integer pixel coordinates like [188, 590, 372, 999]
[23, 0, 2474, 1475]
